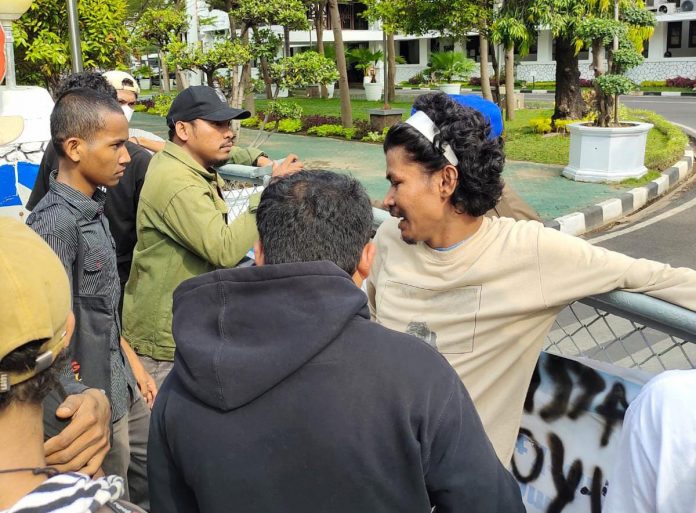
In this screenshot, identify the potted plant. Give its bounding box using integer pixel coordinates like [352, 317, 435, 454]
[319, 63, 340, 99]
[346, 47, 384, 101]
[563, 4, 657, 182]
[426, 51, 476, 94]
[135, 65, 154, 90]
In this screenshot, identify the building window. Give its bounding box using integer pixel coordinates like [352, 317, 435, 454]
[326, 2, 368, 30]
[667, 22, 682, 49]
[690, 21, 696, 48]
[398, 40, 420, 64]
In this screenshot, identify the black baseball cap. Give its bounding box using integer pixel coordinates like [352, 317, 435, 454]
[166, 86, 250, 127]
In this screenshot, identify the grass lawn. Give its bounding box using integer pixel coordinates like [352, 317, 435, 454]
[255, 97, 415, 121]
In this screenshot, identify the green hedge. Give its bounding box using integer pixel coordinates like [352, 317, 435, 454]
[624, 108, 688, 172]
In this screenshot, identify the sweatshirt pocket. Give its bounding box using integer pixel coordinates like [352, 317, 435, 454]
[377, 281, 481, 354]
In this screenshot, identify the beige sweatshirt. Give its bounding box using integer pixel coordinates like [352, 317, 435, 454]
[366, 216, 696, 464]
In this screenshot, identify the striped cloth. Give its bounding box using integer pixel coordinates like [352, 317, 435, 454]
[26, 173, 136, 422]
[1, 473, 125, 513]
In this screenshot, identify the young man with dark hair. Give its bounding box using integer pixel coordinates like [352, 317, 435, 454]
[147, 170, 524, 513]
[0, 218, 145, 513]
[123, 85, 302, 388]
[26, 89, 152, 509]
[25, 72, 153, 320]
[367, 92, 696, 465]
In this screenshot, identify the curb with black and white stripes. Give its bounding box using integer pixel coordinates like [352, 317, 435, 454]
[544, 146, 695, 236]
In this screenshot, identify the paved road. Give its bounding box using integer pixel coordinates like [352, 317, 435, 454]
[586, 175, 696, 269]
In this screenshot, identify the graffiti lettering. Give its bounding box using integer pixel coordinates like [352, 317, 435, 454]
[547, 433, 583, 513]
[595, 382, 628, 447]
[512, 428, 544, 483]
[539, 359, 606, 422]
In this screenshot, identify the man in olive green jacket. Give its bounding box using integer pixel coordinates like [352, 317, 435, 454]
[122, 86, 302, 388]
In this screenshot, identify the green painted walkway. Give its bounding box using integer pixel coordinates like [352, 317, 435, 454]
[132, 112, 629, 220]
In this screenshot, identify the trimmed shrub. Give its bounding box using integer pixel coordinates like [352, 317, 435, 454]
[624, 108, 688, 172]
[307, 124, 356, 140]
[133, 104, 148, 113]
[150, 93, 177, 117]
[301, 114, 342, 131]
[241, 116, 260, 128]
[665, 76, 696, 88]
[277, 118, 302, 133]
[640, 80, 667, 87]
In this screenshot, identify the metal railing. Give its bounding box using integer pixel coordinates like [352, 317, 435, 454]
[217, 165, 696, 373]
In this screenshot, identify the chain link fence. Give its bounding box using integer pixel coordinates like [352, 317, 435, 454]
[218, 165, 696, 374]
[546, 292, 696, 373]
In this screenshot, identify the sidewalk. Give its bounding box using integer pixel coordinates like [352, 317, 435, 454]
[132, 112, 650, 221]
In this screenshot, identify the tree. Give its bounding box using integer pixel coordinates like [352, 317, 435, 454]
[491, 0, 536, 121]
[131, 7, 188, 92]
[328, 0, 352, 128]
[575, 2, 655, 126]
[14, 0, 130, 92]
[364, 0, 494, 100]
[207, 0, 309, 110]
[527, 0, 589, 121]
[167, 39, 253, 88]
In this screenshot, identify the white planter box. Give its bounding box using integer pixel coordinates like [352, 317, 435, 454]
[325, 83, 335, 99]
[139, 78, 151, 90]
[364, 82, 383, 101]
[272, 85, 289, 98]
[439, 83, 461, 94]
[563, 122, 653, 183]
[363, 76, 372, 85]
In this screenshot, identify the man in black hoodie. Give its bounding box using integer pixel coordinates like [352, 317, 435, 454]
[147, 171, 524, 513]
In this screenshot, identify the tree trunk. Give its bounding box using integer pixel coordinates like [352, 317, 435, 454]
[504, 44, 515, 121]
[315, 2, 328, 98]
[329, 0, 352, 127]
[553, 35, 587, 122]
[490, 44, 501, 106]
[592, 40, 611, 127]
[283, 26, 291, 58]
[159, 50, 170, 93]
[479, 34, 493, 101]
[206, 69, 215, 87]
[260, 56, 273, 99]
[242, 29, 255, 115]
[387, 33, 397, 103]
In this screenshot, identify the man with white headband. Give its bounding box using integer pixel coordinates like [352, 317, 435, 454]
[366, 92, 696, 466]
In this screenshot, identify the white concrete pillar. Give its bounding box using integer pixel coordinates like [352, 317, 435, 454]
[648, 22, 665, 60]
[537, 29, 553, 63]
[419, 38, 429, 65]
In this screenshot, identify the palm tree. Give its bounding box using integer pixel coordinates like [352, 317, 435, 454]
[427, 51, 477, 84]
[345, 47, 384, 82]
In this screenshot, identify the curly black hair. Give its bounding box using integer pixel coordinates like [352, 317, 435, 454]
[383, 92, 505, 217]
[0, 340, 64, 412]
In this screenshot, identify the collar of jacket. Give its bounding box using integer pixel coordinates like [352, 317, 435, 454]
[49, 170, 106, 221]
[163, 141, 220, 183]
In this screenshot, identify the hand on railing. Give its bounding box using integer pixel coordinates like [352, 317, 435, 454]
[272, 154, 304, 178]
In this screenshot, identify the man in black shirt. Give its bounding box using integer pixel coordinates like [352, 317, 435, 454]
[26, 73, 151, 315]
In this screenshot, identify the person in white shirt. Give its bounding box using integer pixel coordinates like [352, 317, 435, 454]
[604, 370, 696, 513]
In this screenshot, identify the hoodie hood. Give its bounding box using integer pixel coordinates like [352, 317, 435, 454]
[171, 261, 369, 411]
